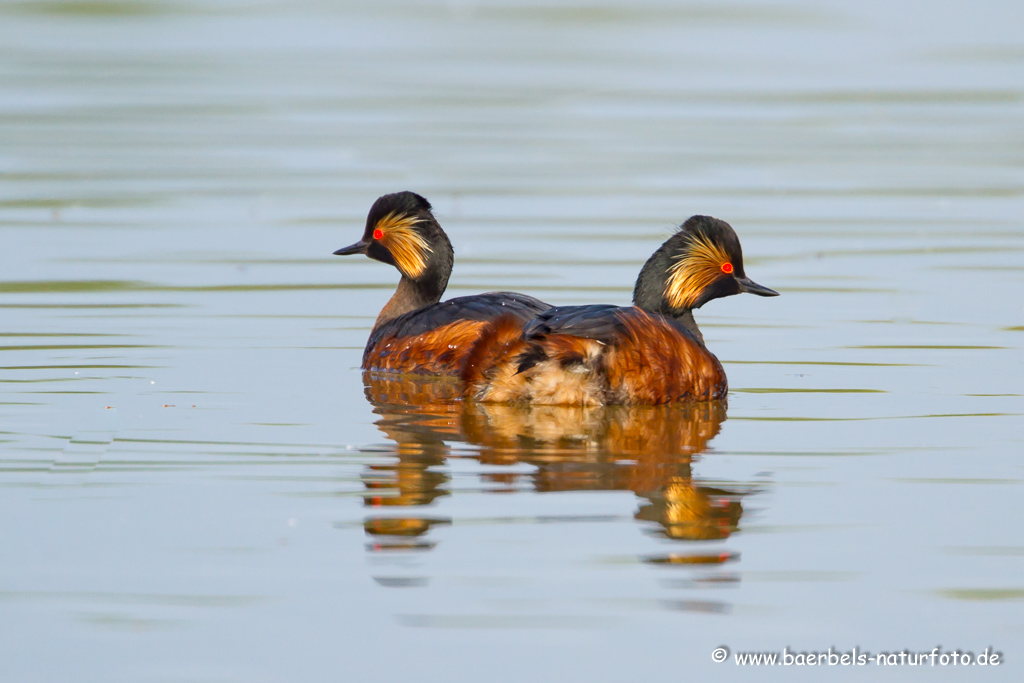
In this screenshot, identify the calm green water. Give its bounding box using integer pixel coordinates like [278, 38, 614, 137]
[2, 1, 1022, 681]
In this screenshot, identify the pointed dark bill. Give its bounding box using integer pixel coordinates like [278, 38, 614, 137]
[333, 240, 369, 256]
[736, 277, 779, 297]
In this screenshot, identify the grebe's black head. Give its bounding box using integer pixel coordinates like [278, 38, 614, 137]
[334, 191, 455, 299]
[633, 215, 778, 315]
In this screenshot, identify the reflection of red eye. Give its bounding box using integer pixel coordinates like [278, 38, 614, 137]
[373, 228, 383, 240]
[721, 262, 734, 274]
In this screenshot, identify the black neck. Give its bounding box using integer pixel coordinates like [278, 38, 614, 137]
[633, 250, 711, 346]
[373, 275, 441, 330]
[670, 309, 705, 347]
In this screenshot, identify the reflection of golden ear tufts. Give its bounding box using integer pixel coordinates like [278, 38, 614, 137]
[376, 211, 433, 278]
[665, 232, 732, 309]
[651, 477, 743, 541]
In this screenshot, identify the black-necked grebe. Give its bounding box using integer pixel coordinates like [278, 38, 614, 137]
[334, 191, 551, 375]
[461, 215, 778, 404]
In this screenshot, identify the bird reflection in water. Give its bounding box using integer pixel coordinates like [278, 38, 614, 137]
[360, 372, 750, 562]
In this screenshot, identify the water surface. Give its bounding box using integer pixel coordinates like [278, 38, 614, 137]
[1, 1, 1022, 680]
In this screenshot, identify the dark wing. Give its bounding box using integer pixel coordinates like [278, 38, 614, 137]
[387, 292, 550, 339]
[521, 305, 630, 344]
[513, 305, 630, 374]
[523, 305, 704, 346]
[516, 305, 708, 376]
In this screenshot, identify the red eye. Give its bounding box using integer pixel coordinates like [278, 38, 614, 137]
[721, 262, 734, 274]
[373, 228, 383, 240]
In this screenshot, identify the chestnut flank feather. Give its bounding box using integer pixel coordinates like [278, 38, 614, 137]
[364, 319, 487, 375]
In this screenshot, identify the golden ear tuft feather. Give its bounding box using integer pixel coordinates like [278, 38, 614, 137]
[375, 212, 433, 278]
[665, 232, 733, 309]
